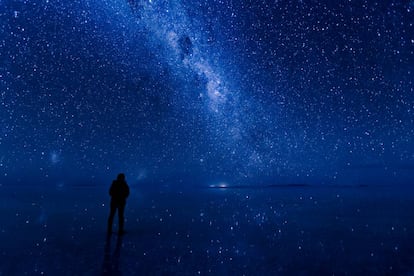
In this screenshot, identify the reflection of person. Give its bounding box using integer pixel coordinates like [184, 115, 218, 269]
[107, 173, 130, 235]
[102, 235, 123, 275]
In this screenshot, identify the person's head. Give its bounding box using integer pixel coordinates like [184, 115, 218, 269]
[117, 173, 125, 181]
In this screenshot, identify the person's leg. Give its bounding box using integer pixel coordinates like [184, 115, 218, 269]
[118, 204, 125, 234]
[107, 203, 117, 233]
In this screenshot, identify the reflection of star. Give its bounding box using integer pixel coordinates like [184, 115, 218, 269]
[136, 169, 147, 181]
[50, 151, 61, 165]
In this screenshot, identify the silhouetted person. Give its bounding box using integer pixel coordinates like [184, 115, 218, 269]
[107, 173, 130, 235]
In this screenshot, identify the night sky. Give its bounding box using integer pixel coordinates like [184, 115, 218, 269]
[1, 0, 413, 187]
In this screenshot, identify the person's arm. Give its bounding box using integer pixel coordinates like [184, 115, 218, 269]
[125, 184, 130, 198]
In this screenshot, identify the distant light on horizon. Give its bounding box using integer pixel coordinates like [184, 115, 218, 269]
[209, 182, 229, 189]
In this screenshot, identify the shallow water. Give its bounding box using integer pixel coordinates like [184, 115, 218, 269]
[0, 185, 413, 275]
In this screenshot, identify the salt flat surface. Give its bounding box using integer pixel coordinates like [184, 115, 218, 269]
[0, 185, 413, 275]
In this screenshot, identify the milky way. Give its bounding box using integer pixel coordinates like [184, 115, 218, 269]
[1, 0, 413, 186]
